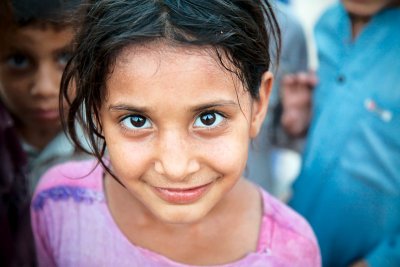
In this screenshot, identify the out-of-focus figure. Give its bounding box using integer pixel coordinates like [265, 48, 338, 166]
[0, 101, 33, 267]
[0, 0, 82, 266]
[285, 1, 400, 266]
[246, 1, 308, 198]
[0, 0, 84, 194]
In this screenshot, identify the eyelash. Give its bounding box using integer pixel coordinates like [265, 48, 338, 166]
[117, 110, 229, 135]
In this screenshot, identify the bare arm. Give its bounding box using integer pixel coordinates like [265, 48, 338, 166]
[280, 71, 317, 137]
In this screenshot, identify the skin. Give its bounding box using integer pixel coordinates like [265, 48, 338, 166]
[280, 71, 317, 137]
[0, 25, 73, 149]
[101, 43, 272, 265]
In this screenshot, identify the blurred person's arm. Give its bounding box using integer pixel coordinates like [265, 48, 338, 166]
[280, 71, 317, 137]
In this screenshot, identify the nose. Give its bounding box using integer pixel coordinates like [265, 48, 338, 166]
[30, 63, 59, 99]
[154, 130, 200, 182]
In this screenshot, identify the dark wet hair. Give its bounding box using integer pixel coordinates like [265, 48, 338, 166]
[61, 0, 281, 176]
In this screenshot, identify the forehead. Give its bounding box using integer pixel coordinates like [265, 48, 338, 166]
[115, 43, 226, 78]
[105, 43, 248, 108]
[0, 25, 73, 56]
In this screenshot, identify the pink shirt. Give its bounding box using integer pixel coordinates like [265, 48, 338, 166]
[31, 160, 321, 267]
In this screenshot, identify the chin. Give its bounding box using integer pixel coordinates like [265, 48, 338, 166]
[152, 203, 213, 225]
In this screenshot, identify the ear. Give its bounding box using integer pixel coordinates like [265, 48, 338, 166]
[249, 71, 273, 138]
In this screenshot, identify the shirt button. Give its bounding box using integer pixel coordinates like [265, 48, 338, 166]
[337, 75, 346, 83]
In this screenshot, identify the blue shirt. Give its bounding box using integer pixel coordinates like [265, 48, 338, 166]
[289, 4, 400, 267]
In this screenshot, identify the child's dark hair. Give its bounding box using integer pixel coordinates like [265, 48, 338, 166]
[61, 0, 281, 176]
[0, 0, 82, 27]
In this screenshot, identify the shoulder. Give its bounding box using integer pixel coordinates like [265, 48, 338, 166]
[34, 159, 102, 191]
[31, 159, 104, 212]
[260, 189, 321, 266]
[379, 7, 400, 31]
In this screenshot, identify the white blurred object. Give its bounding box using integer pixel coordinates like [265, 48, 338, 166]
[290, 0, 337, 69]
[271, 148, 301, 202]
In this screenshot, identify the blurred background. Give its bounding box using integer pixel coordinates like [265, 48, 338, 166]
[287, 0, 336, 68]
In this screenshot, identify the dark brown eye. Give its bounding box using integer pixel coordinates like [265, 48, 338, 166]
[130, 116, 146, 127]
[200, 113, 216, 126]
[194, 112, 224, 128]
[121, 115, 151, 129]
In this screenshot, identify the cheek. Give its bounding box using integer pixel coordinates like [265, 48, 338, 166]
[0, 72, 30, 96]
[106, 138, 152, 181]
[204, 131, 250, 177]
[0, 82, 29, 113]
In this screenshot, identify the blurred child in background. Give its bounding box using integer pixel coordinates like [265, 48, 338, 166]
[0, 0, 82, 265]
[0, 0, 83, 193]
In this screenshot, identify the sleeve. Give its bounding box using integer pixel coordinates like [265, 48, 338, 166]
[366, 235, 400, 267]
[31, 196, 57, 267]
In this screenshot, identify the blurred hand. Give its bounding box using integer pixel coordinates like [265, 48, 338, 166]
[281, 71, 317, 137]
[350, 259, 368, 267]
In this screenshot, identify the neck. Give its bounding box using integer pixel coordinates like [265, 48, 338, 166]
[349, 14, 371, 39]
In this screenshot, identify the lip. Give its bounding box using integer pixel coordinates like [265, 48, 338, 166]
[152, 182, 213, 204]
[32, 109, 59, 121]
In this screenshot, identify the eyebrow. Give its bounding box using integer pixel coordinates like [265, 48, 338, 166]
[109, 104, 149, 114]
[108, 100, 239, 113]
[52, 44, 73, 56]
[191, 100, 238, 113]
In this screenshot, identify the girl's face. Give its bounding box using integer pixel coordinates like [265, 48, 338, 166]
[100, 43, 271, 224]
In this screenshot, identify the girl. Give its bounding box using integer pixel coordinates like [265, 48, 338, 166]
[31, 1, 321, 266]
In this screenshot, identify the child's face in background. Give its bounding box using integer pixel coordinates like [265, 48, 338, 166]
[101, 44, 270, 224]
[342, 0, 397, 16]
[0, 25, 73, 148]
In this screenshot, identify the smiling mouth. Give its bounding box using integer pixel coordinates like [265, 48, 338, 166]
[152, 182, 213, 204]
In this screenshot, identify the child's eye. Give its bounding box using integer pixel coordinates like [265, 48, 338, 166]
[57, 51, 72, 66]
[6, 54, 30, 69]
[194, 112, 225, 128]
[121, 114, 152, 130]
